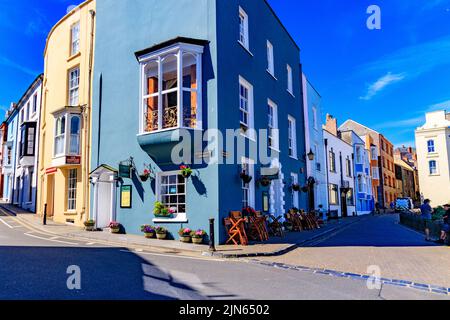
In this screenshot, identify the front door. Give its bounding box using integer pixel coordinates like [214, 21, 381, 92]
[96, 172, 115, 229]
[341, 191, 348, 217]
[46, 175, 55, 217]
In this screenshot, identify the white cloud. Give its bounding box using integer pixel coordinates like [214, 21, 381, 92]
[0, 56, 39, 77]
[425, 99, 450, 112]
[359, 72, 406, 100]
[374, 116, 424, 130]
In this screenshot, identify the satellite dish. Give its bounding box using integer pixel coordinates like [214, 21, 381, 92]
[67, 5, 77, 14]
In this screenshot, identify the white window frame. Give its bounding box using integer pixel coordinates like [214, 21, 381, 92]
[138, 43, 203, 134]
[267, 99, 279, 151]
[54, 115, 66, 157]
[312, 106, 318, 130]
[53, 113, 81, 158]
[288, 116, 297, 159]
[371, 146, 378, 160]
[239, 76, 255, 140]
[238, 7, 249, 51]
[267, 40, 274, 76]
[287, 64, 293, 95]
[372, 167, 379, 180]
[155, 171, 188, 222]
[241, 157, 255, 208]
[427, 140, 435, 153]
[356, 146, 363, 164]
[68, 67, 80, 106]
[291, 173, 299, 208]
[429, 160, 438, 175]
[67, 169, 77, 211]
[70, 21, 80, 56]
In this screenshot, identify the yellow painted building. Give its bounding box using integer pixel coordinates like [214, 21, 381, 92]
[37, 0, 96, 226]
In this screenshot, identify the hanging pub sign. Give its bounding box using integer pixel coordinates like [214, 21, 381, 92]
[119, 163, 132, 179]
[120, 185, 132, 208]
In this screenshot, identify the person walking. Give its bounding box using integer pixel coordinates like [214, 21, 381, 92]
[438, 204, 450, 244]
[420, 199, 433, 242]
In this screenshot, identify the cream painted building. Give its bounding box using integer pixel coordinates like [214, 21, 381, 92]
[415, 110, 450, 206]
[37, 0, 96, 226]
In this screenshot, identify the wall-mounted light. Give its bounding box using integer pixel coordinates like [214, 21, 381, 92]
[307, 149, 315, 161]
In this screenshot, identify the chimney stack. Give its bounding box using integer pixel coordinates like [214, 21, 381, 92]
[325, 114, 338, 136]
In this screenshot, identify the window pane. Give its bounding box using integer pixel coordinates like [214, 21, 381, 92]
[145, 96, 159, 132]
[182, 53, 197, 89]
[69, 116, 80, 155]
[162, 54, 178, 91]
[145, 61, 159, 96]
[183, 91, 197, 128]
[162, 92, 178, 129]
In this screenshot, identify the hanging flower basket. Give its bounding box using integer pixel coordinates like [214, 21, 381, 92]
[301, 185, 309, 193]
[291, 184, 301, 192]
[180, 165, 193, 179]
[240, 172, 252, 184]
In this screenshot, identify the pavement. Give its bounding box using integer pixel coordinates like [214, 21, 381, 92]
[0, 203, 363, 258]
[0, 208, 447, 300]
[255, 214, 450, 293]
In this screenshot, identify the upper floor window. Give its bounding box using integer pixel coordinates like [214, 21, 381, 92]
[312, 107, 318, 130]
[346, 157, 352, 177]
[314, 144, 321, 171]
[372, 167, 379, 180]
[68, 67, 80, 106]
[427, 140, 435, 153]
[267, 40, 274, 76]
[6, 146, 12, 165]
[19, 122, 36, 158]
[239, 76, 254, 138]
[238, 7, 249, 50]
[287, 64, 293, 94]
[139, 43, 203, 133]
[267, 99, 279, 150]
[429, 160, 438, 175]
[53, 113, 81, 157]
[356, 146, 363, 164]
[70, 22, 80, 56]
[371, 146, 378, 160]
[288, 116, 297, 158]
[329, 149, 336, 172]
[32, 94, 37, 114]
[20, 109, 24, 124]
[26, 102, 30, 120]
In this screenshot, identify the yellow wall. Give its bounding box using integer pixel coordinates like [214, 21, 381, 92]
[37, 0, 96, 227]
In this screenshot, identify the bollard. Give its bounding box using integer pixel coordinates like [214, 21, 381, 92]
[208, 218, 216, 252]
[43, 203, 47, 225]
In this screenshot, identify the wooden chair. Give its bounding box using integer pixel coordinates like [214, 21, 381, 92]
[268, 214, 284, 237]
[248, 211, 269, 242]
[286, 211, 303, 231]
[224, 216, 248, 246]
[255, 211, 269, 240]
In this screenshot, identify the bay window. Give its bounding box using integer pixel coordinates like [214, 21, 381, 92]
[139, 43, 203, 134]
[53, 113, 81, 157]
[19, 122, 36, 158]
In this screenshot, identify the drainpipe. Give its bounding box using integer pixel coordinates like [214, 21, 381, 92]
[82, 9, 95, 221]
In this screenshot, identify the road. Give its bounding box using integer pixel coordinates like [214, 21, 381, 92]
[0, 210, 447, 300]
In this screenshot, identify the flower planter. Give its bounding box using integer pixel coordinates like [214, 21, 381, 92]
[291, 185, 300, 192]
[154, 214, 174, 219]
[156, 233, 167, 240]
[260, 178, 271, 187]
[110, 227, 120, 234]
[182, 172, 191, 179]
[139, 174, 149, 182]
[180, 236, 191, 243]
[192, 237, 204, 245]
[85, 225, 95, 232]
[144, 232, 155, 239]
[240, 174, 252, 184]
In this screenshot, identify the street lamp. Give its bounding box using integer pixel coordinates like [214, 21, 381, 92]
[307, 149, 315, 161]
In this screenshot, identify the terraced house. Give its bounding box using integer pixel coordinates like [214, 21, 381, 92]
[37, 0, 96, 226]
[89, 0, 307, 243]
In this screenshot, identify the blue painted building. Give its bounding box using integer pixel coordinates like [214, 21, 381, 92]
[2, 103, 19, 204]
[340, 130, 374, 215]
[90, 0, 306, 243]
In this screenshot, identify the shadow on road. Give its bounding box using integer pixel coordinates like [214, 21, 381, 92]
[0, 246, 205, 300]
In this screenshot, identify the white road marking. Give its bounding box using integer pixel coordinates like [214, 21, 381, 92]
[24, 232, 79, 245]
[86, 242, 96, 245]
[120, 249, 225, 262]
[0, 217, 13, 229]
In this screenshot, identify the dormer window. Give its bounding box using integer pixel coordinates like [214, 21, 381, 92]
[138, 42, 203, 134]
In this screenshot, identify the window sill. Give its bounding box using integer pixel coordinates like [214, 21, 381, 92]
[240, 132, 256, 142]
[67, 52, 81, 62]
[289, 155, 298, 160]
[238, 41, 254, 57]
[152, 218, 188, 224]
[269, 146, 280, 153]
[266, 70, 277, 81]
[287, 90, 295, 98]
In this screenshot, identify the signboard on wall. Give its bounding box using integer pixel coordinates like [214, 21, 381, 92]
[66, 156, 81, 165]
[45, 167, 57, 175]
[120, 185, 132, 208]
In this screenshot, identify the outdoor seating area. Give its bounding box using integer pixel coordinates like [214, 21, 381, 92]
[224, 207, 323, 246]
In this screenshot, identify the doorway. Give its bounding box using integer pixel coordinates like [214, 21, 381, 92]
[91, 165, 118, 230]
[341, 190, 348, 218]
[46, 175, 55, 217]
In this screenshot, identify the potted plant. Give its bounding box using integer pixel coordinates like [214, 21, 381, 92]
[155, 226, 167, 240]
[240, 171, 252, 184]
[260, 176, 271, 187]
[84, 220, 95, 231]
[291, 183, 301, 192]
[301, 185, 309, 193]
[178, 228, 192, 243]
[242, 206, 256, 217]
[139, 168, 152, 182]
[180, 165, 193, 179]
[191, 229, 207, 244]
[109, 221, 121, 234]
[153, 201, 175, 218]
[141, 225, 155, 238]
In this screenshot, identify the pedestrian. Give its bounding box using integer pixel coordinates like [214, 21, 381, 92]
[375, 202, 380, 215]
[438, 204, 450, 244]
[390, 201, 395, 212]
[420, 199, 433, 242]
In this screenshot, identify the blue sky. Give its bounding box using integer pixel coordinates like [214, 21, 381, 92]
[1, 0, 450, 147]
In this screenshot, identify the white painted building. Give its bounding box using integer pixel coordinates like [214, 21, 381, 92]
[323, 115, 356, 218]
[415, 110, 450, 206]
[302, 74, 328, 215]
[12, 75, 43, 212]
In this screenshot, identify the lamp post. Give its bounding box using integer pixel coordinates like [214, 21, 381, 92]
[306, 149, 315, 212]
[208, 218, 216, 252]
